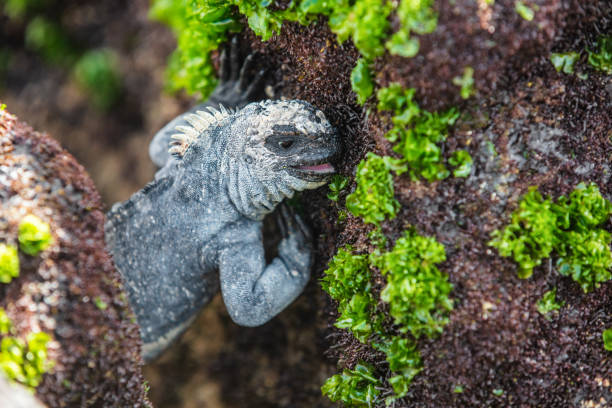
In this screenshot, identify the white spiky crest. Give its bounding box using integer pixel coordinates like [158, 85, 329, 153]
[168, 105, 233, 158]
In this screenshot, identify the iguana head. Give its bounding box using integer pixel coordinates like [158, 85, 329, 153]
[240, 100, 338, 182]
[171, 100, 339, 220]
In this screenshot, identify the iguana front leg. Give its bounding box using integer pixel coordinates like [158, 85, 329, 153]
[218, 204, 312, 326]
[149, 37, 265, 170]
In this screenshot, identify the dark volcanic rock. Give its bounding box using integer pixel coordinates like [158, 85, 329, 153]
[0, 109, 149, 407]
[245, 0, 612, 406]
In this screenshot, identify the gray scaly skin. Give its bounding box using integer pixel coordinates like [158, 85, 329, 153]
[105, 40, 339, 362]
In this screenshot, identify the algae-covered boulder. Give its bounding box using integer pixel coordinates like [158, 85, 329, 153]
[0, 108, 149, 406]
[151, 0, 611, 406]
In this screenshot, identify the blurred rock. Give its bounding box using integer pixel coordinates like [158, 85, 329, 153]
[0, 374, 46, 408]
[0, 108, 149, 406]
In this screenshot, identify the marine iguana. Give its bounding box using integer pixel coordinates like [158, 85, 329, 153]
[105, 39, 339, 362]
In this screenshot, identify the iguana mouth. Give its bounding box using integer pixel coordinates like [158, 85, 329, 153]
[290, 160, 336, 181]
[296, 162, 335, 174]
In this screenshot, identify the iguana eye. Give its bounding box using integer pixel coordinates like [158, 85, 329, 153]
[279, 140, 294, 149]
[264, 132, 300, 154]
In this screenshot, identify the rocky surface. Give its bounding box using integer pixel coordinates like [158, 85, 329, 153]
[1, 0, 610, 406]
[0, 109, 148, 406]
[246, 0, 612, 406]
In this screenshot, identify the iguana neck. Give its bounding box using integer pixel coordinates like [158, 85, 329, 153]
[176, 115, 319, 221]
[172, 136, 292, 222]
[224, 157, 296, 221]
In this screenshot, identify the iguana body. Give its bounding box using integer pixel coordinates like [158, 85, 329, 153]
[105, 47, 338, 361]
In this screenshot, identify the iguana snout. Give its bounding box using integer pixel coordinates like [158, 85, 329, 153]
[266, 119, 339, 182]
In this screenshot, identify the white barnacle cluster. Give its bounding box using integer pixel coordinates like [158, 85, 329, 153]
[168, 105, 234, 158]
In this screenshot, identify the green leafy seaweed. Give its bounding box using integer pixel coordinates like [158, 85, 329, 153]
[587, 35, 612, 74]
[377, 83, 459, 181]
[335, 293, 379, 343]
[0, 244, 19, 284]
[452, 66, 475, 99]
[556, 228, 612, 292]
[489, 188, 558, 279]
[150, 0, 241, 98]
[536, 287, 563, 317]
[554, 183, 612, 292]
[321, 246, 378, 342]
[378, 228, 452, 338]
[18, 214, 53, 256]
[345, 153, 400, 225]
[604, 328, 612, 351]
[321, 363, 381, 407]
[490, 183, 612, 291]
[550, 52, 580, 74]
[321, 246, 370, 302]
[351, 58, 374, 105]
[94, 297, 108, 311]
[24, 16, 76, 65]
[328, 0, 392, 60]
[0, 311, 53, 389]
[323, 227, 452, 401]
[328, 175, 349, 202]
[385, 0, 437, 58]
[151, 0, 438, 98]
[3, 0, 53, 19]
[380, 336, 422, 398]
[448, 150, 472, 178]
[514, 1, 534, 21]
[0, 309, 11, 335]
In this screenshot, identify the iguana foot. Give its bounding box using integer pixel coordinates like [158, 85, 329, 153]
[276, 202, 312, 283]
[208, 36, 267, 108]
